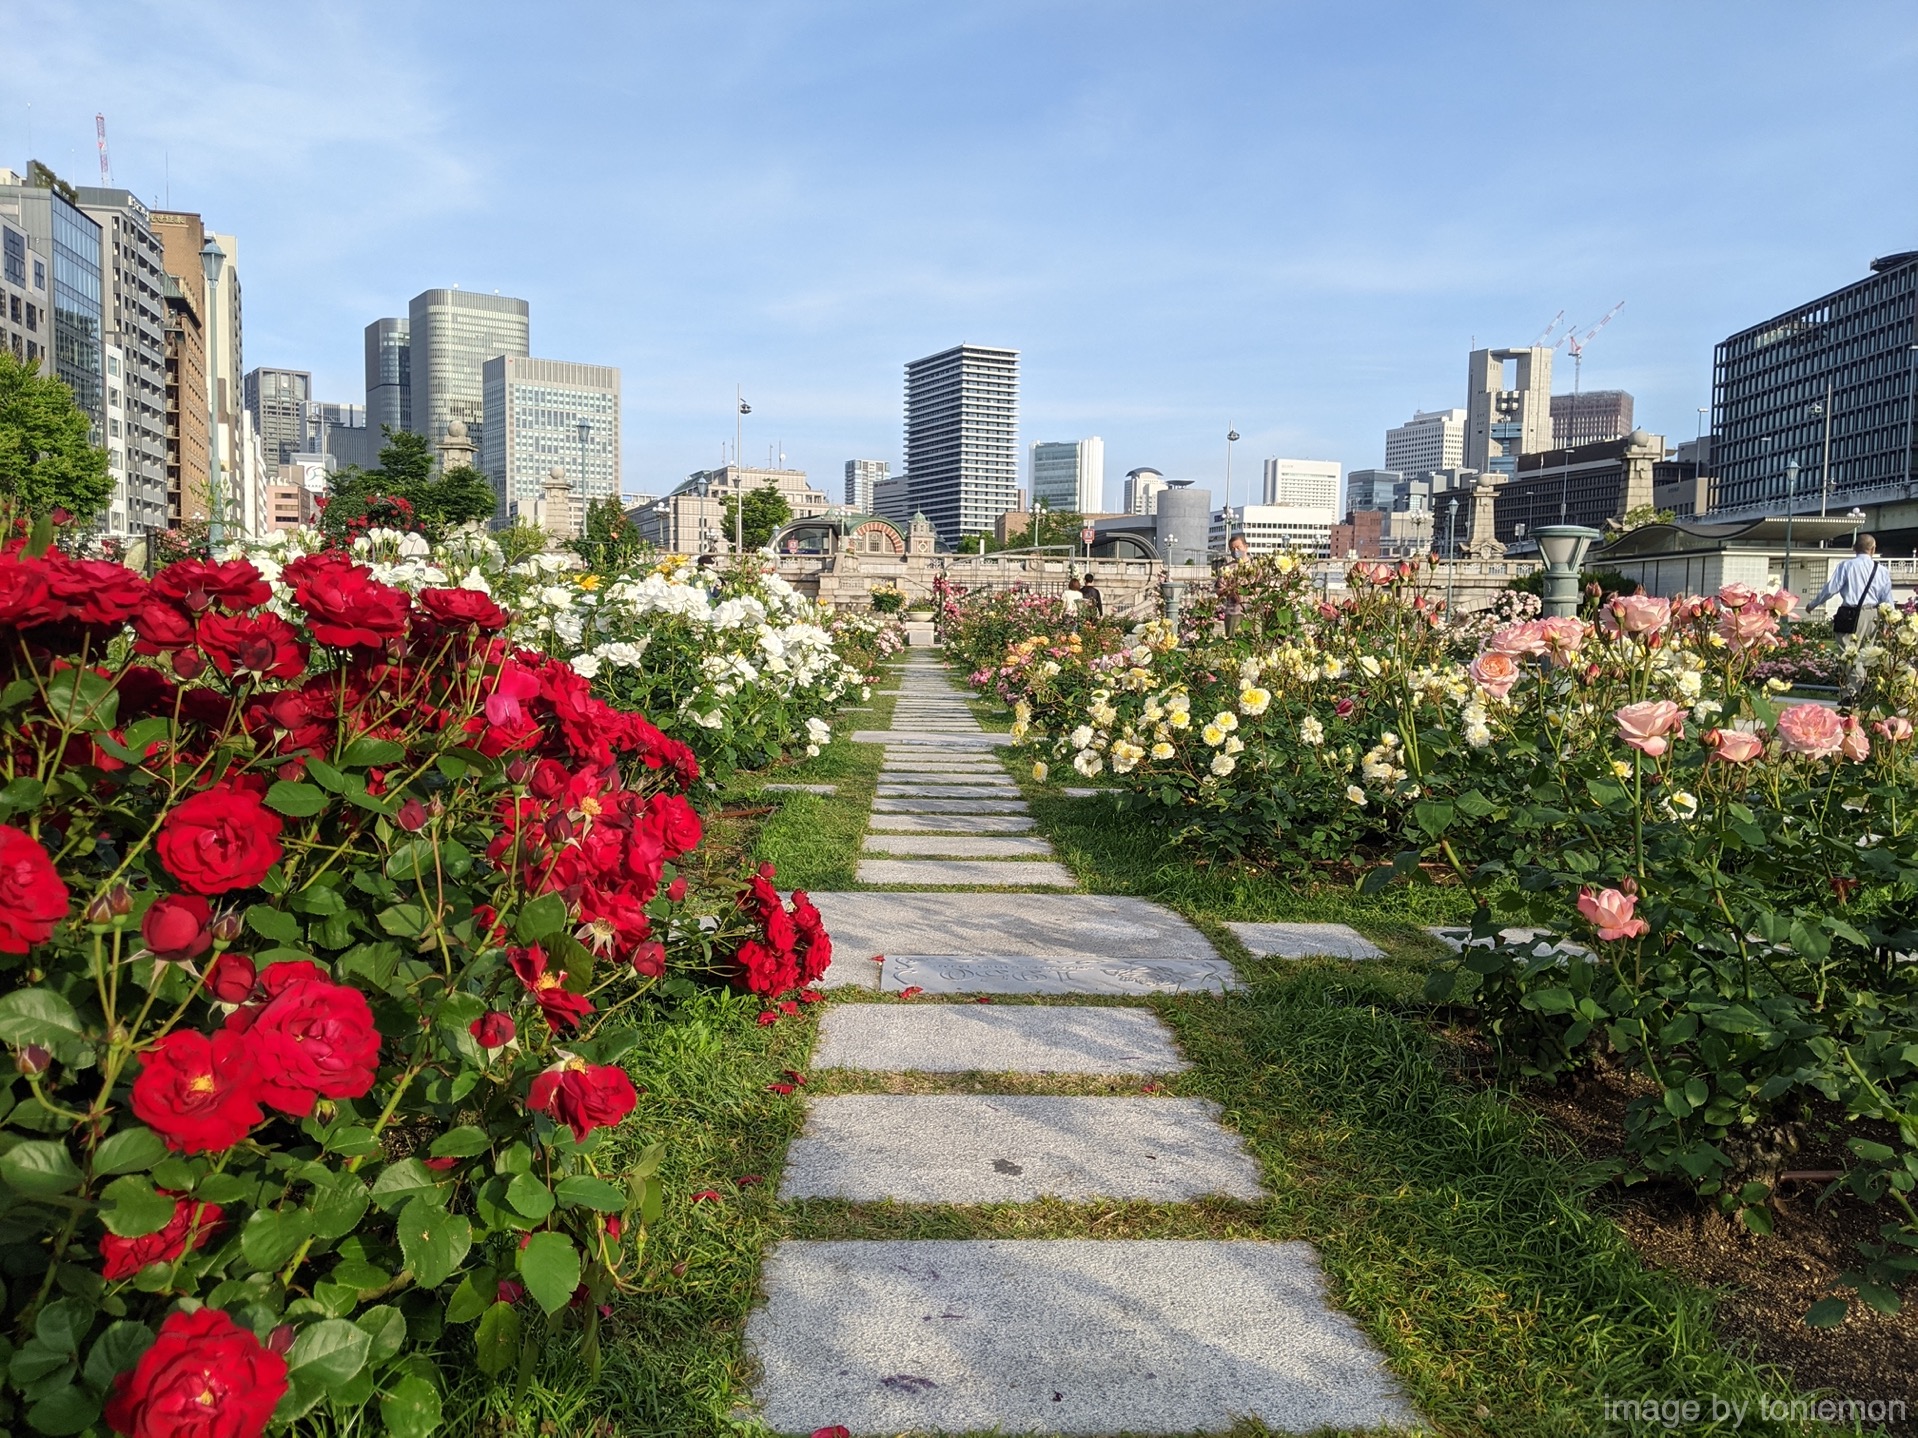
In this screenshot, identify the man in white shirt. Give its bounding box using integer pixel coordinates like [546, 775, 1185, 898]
[1807, 533, 1894, 692]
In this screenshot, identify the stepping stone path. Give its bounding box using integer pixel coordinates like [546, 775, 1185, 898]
[744, 651, 1417, 1433]
[1227, 920, 1387, 961]
[761, 783, 837, 795]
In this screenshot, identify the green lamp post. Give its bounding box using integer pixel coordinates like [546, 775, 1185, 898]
[1533, 524, 1603, 619]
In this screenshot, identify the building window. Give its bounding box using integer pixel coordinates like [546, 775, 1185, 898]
[32, 261, 44, 290]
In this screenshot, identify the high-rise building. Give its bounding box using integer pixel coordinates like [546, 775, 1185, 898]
[151, 210, 245, 531]
[1123, 466, 1167, 515]
[872, 473, 913, 525]
[1262, 457, 1341, 511]
[243, 367, 313, 464]
[904, 343, 1018, 547]
[845, 458, 888, 510]
[1345, 469, 1403, 511]
[1384, 408, 1467, 476]
[1029, 437, 1104, 513]
[0, 166, 105, 448]
[159, 273, 208, 525]
[364, 317, 410, 437]
[408, 289, 529, 451]
[0, 216, 51, 371]
[75, 186, 170, 535]
[480, 356, 620, 523]
[1551, 389, 1633, 449]
[1465, 347, 1554, 475]
[1709, 250, 1918, 514]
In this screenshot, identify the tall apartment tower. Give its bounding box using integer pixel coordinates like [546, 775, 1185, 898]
[1551, 390, 1634, 449]
[407, 289, 529, 452]
[76, 186, 171, 535]
[1124, 467, 1167, 515]
[904, 344, 1019, 547]
[151, 210, 245, 530]
[1464, 347, 1554, 475]
[1384, 408, 1467, 476]
[1262, 458, 1342, 511]
[1029, 437, 1104, 513]
[480, 356, 619, 523]
[243, 367, 313, 464]
[845, 458, 888, 510]
[0, 216, 51, 370]
[0, 166, 106, 445]
[364, 317, 410, 438]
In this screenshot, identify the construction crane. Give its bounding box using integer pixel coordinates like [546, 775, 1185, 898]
[1530, 310, 1566, 348]
[1554, 299, 1627, 519]
[95, 114, 110, 186]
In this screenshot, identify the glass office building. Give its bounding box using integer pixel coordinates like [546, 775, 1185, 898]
[364, 318, 410, 437]
[408, 289, 528, 448]
[0, 175, 104, 436]
[904, 344, 1019, 548]
[480, 356, 620, 521]
[1710, 251, 1918, 514]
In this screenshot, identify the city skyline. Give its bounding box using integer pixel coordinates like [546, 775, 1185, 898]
[7, 1, 1918, 510]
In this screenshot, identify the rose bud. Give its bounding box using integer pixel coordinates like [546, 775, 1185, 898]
[172, 648, 206, 680]
[497, 1279, 525, 1304]
[277, 759, 305, 782]
[267, 1324, 295, 1355]
[142, 894, 213, 962]
[632, 942, 666, 978]
[505, 758, 533, 785]
[605, 1216, 623, 1240]
[16, 1044, 50, 1076]
[427, 794, 445, 819]
[544, 813, 574, 843]
[530, 760, 568, 801]
[205, 951, 257, 1004]
[108, 883, 132, 917]
[665, 878, 687, 903]
[396, 798, 428, 832]
[470, 1011, 516, 1048]
[208, 910, 245, 945]
[84, 893, 119, 926]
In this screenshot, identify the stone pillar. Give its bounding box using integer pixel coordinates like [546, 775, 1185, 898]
[1461, 472, 1507, 560]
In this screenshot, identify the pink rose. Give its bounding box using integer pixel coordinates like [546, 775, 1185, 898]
[1840, 716, 1870, 763]
[1705, 727, 1765, 763]
[1487, 621, 1549, 657]
[1537, 616, 1585, 658]
[1615, 699, 1685, 757]
[1577, 884, 1648, 942]
[1604, 594, 1671, 638]
[1717, 606, 1779, 651]
[1872, 716, 1913, 743]
[1469, 650, 1521, 700]
[1775, 703, 1844, 758]
[1717, 582, 1758, 609]
[1764, 588, 1798, 618]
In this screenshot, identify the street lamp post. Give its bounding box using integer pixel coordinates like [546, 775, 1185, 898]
[1444, 497, 1458, 617]
[1812, 382, 1833, 515]
[1782, 458, 1800, 595]
[1533, 524, 1603, 620]
[199, 237, 227, 549]
[576, 418, 592, 544]
[1224, 428, 1239, 518]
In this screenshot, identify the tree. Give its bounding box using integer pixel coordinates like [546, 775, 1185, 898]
[415, 465, 499, 531]
[0, 350, 112, 523]
[374, 429, 435, 491]
[572, 496, 648, 572]
[1620, 503, 1676, 532]
[719, 484, 792, 551]
[316, 429, 498, 542]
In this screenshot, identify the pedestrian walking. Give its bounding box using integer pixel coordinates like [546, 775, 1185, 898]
[1807, 533, 1894, 693]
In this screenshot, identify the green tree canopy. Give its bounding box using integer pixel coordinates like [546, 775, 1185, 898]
[318, 428, 499, 541]
[0, 350, 112, 523]
[719, 484, 793, 551]
[572, 496, 648, 573]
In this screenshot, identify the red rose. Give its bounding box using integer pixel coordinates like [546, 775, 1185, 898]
[470, 1011, 515, 1048]
[156, 783, 284, 894]
[99, 1194, 223, 1279]
[230, 965, 379, 1116]
[130, 598, 198, 655]
[129, 1030, 263, 1153]
[293, 563, 410, 647]
[0, 824, 68, 954]
[104, 1305, 286, 1438]
[151, 558, 271, 613]
[419, 587, 510, 631]
[206, 951, 257, 1004]
[665, 877, 687, 903]
[791, 890, 833, 983]
[509, 945, 594, 1032]
[0, 554, 53, 625]
[645, 793, 702, 860]
[198, 611, 307, 681]
[632, 942, 665, 978]
[527, 1059, 637, 1141]
[733, 938, 797, 996]
[141, 894, 212, 962]
[39, 551, 147, 627]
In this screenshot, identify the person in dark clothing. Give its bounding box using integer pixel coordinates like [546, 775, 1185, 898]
[1079, 577, 1104, 618]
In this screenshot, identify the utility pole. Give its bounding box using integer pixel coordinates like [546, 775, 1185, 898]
[1815, 380, 1833, 516]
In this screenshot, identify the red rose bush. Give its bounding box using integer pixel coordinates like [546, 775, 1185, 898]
[0, 528, 831, 1436]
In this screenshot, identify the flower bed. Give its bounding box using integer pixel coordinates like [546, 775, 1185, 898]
[0, 525, 831, 1436]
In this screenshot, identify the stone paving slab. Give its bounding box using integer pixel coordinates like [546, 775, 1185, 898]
[864, 814, 1037, 834]
[874, 783, 1018, 798]
[880, 757, 1003, 769]
[807, 892, 1217, 962]
[747, 1239, 1418, 1436]
[761, 783, 837, 794]
[853, 730, 1011, 746]
[1426, 925, 1593, 959]
[856, 858, 1075, 887]
[1060, 786, 1115, 798]
[870, 797, 1028, 813]
[881, 953, 1240, 995]
[812, 1004, 1186, 1074]
[861, 834, 1055, 857]
[1226, 921, 1386, 960]
[779, 1096, 1264, 1201]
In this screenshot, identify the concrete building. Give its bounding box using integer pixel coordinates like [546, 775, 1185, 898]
[1710, 249, 1918, 516]
[0, 167, 105, 449]
[480, 356, 619, 523]
[1384, 408, 1467, 476]
[243, 367, 312, 464]
[1210, 503, 1336, 558]
[904, 344, 1019, 548]
[1262, 457, 1341, 511]
[159, 274, 208, 525]
[1495, 430, 1664, 544]
[0, 214, 51, 372]
[1465, 347, 1554, 475]
[1345, 469, 1403, 511]
[872, 473, 914, 526]
[408, 289, 529, 450]
[151, 209, 245, 531]
[845, 458, 888, 511]
[1123, 466, 1167, 515]
[364, 317, 410, 439]
[1029, 437, 1104, 514]
[630, 463, 829, 554]
[1551, 389, 1633, 449]
[75, 187, 170, 536]
[1330, 509, 1385, 559]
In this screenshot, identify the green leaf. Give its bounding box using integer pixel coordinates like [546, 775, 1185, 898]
[240, 1207, 315, 1271]
[377, 904, 430, 938]
[44, 668, 119, 731]
[287, 1316, 372, 1386]
[82, 1320, 154, 1393]
[504, 1172, 555, 1221]
[1858, 1281, 1903, 1316]
[90, 1126, 167, 1177]
[427, 1126, 492, 1159]
[26, 1384, 100, 1436]
[384, 840, 438, 882]
[309, 1172, 371, 1241]
[397, 1197, 471, 1290]
[266, 781, 330, 818]
[369, 1158, 444, 1212]
[473, 1302, 520, 1376]
[36, 1299, 92, 1353]
[1411, 800, 1454, 837]
[1804, 1296, 1849, 1328]
[444, 1266, 497, 1324]
[96, 1175, 179, 1237]
[0, 988, 85, 1056]
[305, 759, 352, 793]
[288, 885, 347, 917]
[0, 1140, 83, 1196]
[342, 737, 406, 767]
[246, 904, 304, 943]
[514, 893, 569, 943]
[555, 1175, 628, 1212]
[356, 1304, 408, 1362]
[516, 1232, 581, 1315]
[381, 1373, 443, 1438]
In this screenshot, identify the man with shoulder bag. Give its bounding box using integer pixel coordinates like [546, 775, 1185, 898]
[1807, 533, 1894, 691]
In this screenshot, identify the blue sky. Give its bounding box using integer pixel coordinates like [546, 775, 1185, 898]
[13, 1, 1918, 510]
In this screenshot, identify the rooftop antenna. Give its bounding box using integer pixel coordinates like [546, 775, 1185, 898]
[95, 114, 110, 185]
